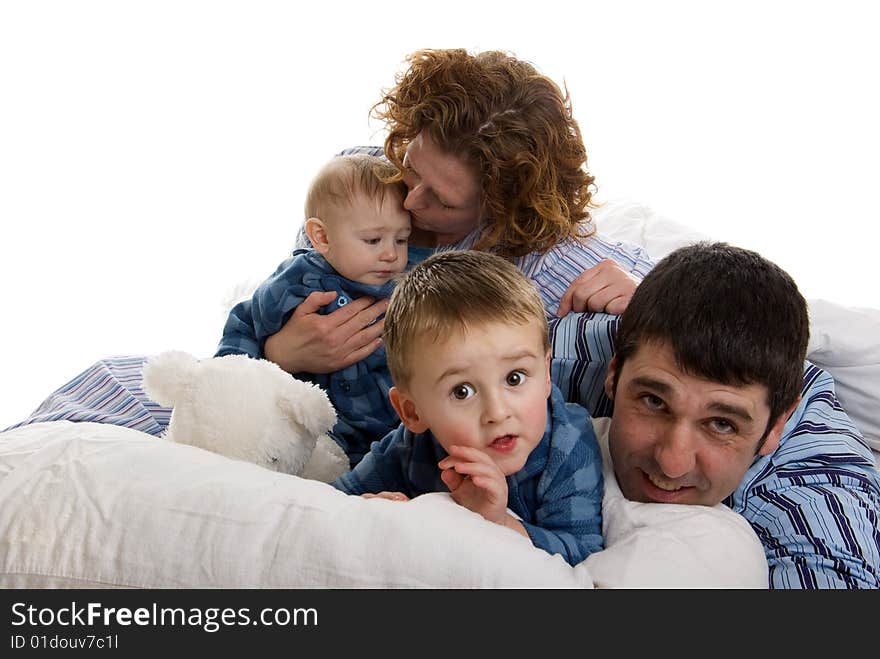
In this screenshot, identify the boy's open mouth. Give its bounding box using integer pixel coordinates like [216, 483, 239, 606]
[490, 435, 517, 452]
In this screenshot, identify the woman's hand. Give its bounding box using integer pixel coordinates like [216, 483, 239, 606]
[264, 290, 389, 374]
[556, 259, 640, 316]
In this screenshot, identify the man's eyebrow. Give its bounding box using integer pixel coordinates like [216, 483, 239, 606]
[629, 376, 672, 395]
[707, 402, 754, 423]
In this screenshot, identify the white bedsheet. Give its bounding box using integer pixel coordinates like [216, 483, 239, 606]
[0, 421, 766, 588]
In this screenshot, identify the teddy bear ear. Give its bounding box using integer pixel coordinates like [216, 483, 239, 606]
[141, 350, 200, 407]
[277, 379, 338, 438]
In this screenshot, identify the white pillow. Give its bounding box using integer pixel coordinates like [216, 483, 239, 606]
[0, 420, 767, 588]
[584, 419, 767, 588]
[0, 422, 587, 588]
[806, 299, 880, 451]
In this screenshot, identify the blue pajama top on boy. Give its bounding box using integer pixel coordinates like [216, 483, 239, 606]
[215, 249, 398, 467]
[332, 384, 605, 567]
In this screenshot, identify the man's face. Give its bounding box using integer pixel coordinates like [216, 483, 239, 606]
[605, 340, 792, 506]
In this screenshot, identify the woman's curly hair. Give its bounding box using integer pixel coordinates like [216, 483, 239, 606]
[372, 48, 597, 257]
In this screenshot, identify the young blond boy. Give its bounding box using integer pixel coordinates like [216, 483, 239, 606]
[332, 250, 605, 566]
[216, 154, 411, 466]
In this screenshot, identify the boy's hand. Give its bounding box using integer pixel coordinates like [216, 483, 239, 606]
[556, 259, 640, 316]
[438, 446, 508, 524]
[362, 491, 409, 502]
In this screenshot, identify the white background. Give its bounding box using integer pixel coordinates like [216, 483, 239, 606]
[1, 0, 877, 428]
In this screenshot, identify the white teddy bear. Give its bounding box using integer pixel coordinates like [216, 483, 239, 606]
[142, 350, 349, 482]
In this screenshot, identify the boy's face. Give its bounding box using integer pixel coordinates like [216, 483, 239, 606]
[391, 320, 552, 476]
[605, 340, 794, 507]
[318, 192, 411, 285]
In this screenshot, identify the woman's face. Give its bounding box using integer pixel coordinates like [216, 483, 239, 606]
[401, 132, 483, 245]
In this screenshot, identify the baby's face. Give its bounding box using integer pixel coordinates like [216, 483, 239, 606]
[321, 193, 411, 286]
[397, 320, 552, 476]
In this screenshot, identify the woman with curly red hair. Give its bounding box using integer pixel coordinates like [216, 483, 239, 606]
[265, 48, 654, 376]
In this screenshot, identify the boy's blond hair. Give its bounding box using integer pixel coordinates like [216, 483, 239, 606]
[384, 250, 549, 389]
[304, 154, 407, 221]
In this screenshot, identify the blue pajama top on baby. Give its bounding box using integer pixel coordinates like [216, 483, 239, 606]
[332, 384, 605, 567]
[215, 249, 398, 467]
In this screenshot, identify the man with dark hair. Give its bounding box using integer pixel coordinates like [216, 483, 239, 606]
[607, 242, 807, 508]
[551, 242, 880, 588]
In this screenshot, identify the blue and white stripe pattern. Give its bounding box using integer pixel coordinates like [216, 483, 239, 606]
[447, 231, 654, 318]
[4, 355, 171, 436]
[549, 311, 619, 419]
[728, 363, 880, 588]
[332, 384, 605, 567]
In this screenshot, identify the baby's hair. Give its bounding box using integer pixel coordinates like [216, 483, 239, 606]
[384, 249, 548, 389]
[304, 154, 407, 221]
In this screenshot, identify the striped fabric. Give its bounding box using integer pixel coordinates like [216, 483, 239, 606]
[4, 356, 170, 436]
[728, 363, 880, 588]
[549, 311, 619, 419]
[332, 384, 605, 567]
[450, 231, 654, 318]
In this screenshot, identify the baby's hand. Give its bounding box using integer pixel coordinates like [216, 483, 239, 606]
[438, 445, 508, 524]
[362, 491, 409, 502]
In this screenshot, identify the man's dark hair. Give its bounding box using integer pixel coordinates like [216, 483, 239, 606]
[613, 242, 808, 430]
